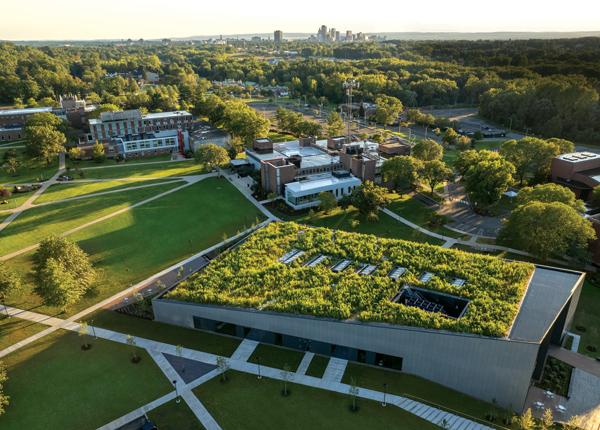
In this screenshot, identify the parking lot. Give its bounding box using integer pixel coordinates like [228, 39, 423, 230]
[191, 121, 230, 149]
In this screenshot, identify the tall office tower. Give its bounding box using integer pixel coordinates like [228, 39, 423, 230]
[335, 31, 340, 42]
[318, 25, 328, 42]
[274, 30, 283, 45]
[345, 30, 353, 41]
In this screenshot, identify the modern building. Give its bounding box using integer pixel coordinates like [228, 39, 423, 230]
[89, 109, 192, 142]
[274, 30, 283, 45]
[59, 95, 96, 131]
[0, 127, 23, 141]
[112, 129, 190, 158]
[551, 151, 600, 200]
[339, 141, 386, 183]
[0, 106, 62, 128]
[153, 223, 585, 412]
[284, 171, 360, 209]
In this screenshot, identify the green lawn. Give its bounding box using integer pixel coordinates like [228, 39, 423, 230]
[0, 317, 47, 350]
[0, 181, 184, 256]
[342, 362, 506, 428]
[443, 140, 504, 167]
[269, 204, 443, 245]
[572, 280, 600, 357]
[194, 371, 438, 430]
[0, 148, 58, 185]
[387, 194, 464, 239]
[87, 310, 240, 357]
[66, 154, 172, 169]
[0, 330, 172, 430]
[7, 178, 264, 316]
[33, 179, 176, 204]
[79, 160, 206, 179]
[147, 399, 204, 430]
[305, 354, 329, 378]
[248, 343, 305, 371]
[0, 190, 35, 210]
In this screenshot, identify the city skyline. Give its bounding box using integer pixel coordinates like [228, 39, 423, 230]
[2, 0, 600, 40]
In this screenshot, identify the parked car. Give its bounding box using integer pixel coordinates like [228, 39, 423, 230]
[57, 175, 73, 182]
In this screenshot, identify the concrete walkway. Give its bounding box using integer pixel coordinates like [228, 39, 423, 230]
[549, 346, 600, 378]
[0, 174, 214, 262]
[322, 357, 348, 383]
[296, 352, 315, 375]
[222, 170, 280, 221]
[230, 338, 259, 362]
[6, 305, 492, 430]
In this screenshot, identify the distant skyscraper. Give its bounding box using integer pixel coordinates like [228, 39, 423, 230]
[274, 30, 283, 44]
[335, 31, 340, 42]
[345, 30, 353, 41]
[318, 25, 328, 42]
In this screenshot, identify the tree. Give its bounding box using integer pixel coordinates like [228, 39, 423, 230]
[92, 141, 105, 163]
[24, 125, 66, 164]
[0, 362, 8, 416]
[126, 335, 140, 363]
[381, 156, 421, 195]
[216, 356, 230, 382]
[462, 152, 515, 210]
[24, 112, 65, 132]
[516, 183, 585, 212]
[563, 415, 583, 430]
[442, 128, 459, 146]
[280, 363, 292, 396]
[373, 95, 403, 126]
[540, 408, 553, 430]
[68, 147, 82, 161]
[0, 262, 21, 316]
[194, 143, 230, 171]
[3, 157, 19, 176]
[499, 201, 596, 260]
[78, 321, 91, 350]
[33, 236, 96, 309]
[350, 181, 390, 218]
[349, 377, 360, 412]
[318, 191, 337, 213]
[412, 139, 443, 161]
[500, 138, 562, 184]
[591, 186, 600, 209]
[516, 408, 535, 430]
[455, 135, 472, 151]
[176, 344, 185, 373]
[0, 187, 11, 199]
[419, 160, 452, 195]
[327, 111, 344, 136]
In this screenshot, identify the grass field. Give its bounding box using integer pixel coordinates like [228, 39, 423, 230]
[0, 330, 172, 430]
[33, 178, 177, 204]
[66, 154, 172, 169]
[79, 160, 206, 179]
[443, 140, 504, 167]
[268, 204, 443, 245]
[342, 363, 506, 427]
[0, 190, 35, 210]
[7, 178, 265, 316]
[0, 181, 184, 256]
[0, 148, 58, 185]
[87, 310, 241, 357]
[194, 371, 438, 430]
[248, 343, 305, 371]
[0, 317, 46, 350]
[572, 280, 600, 357]
[147, 399, 204, 430]
[305, 354, 329, 378]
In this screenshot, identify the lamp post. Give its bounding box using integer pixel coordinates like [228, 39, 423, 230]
[382, 383, 388, 407]
[257, 356, 262, 379]
[343, 79, 359, 142]
[173, 380, 180, 403]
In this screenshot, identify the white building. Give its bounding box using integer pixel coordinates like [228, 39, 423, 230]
[113, 130, 190, 158]
[284, 171, 361, 210]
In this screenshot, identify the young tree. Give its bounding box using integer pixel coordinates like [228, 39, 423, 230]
[176, 344, 185, 373]
[3, 157, 20, 176]
[280, 363, 292, 396]
[373, 95, 403, 126]
[463, 154, 515, 210]
[216, 356, 230, 382]
[126, 334, 140, 363]
[381, 156, 421, 195]
[349, 377, 360, 412]
[540, 408, 554, 430]
[78, 321, 91, 350]
[0, 262, 21, 316]
[499, 201, 596, 261]
[563, 415, 583, 430]
[455, 135, 472, 151]
[33, 236, 96, 309]
[0, 362, 8, 416]
[92, 141, 106, 163]
[194, 143, 230, 171]
[442, 128, 459, 146]
[412, 139, 443, 161]
[68, 147, 82, 161]
[516, 183, 585, 212]
[318, 191, 337, 213]
[419, 160, 452, 195]
[350, 181, 390, 218]
[327, 111, 344, 136]
[516, 408, 535, 430]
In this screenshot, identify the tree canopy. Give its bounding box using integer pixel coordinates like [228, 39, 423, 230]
[412, 139, 443, 161]
[373, 95, 403, 125]
[350, 181, 390, 218]
[194, 143, 230, 171]
[516, 183, 585, 213]
[419, 160, 452, 195]
[381, 156, 421, 195]
[461, 150, 515, 210]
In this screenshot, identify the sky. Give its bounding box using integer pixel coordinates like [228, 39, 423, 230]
[2, 0, 600, 40]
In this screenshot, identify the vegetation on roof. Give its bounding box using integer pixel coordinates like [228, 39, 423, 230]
[166, 222, 534, 337]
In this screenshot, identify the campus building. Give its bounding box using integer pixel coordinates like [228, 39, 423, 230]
[112, 129, 190, 158]
[0, 106, 67, 141]
[284, 171, 361, 210]
[153, 223, 585, 412]
[88, 109, 192, 142]
[551, 151, 600, 200]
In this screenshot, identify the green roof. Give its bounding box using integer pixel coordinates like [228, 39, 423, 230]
[166, 222, 535, 337]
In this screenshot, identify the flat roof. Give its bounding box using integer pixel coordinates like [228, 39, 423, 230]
[0, 107, 53, 116]
[557, 152, 600, 163]
[143, 111, 192, 119]
[509, 266, 582, 342]
[285, 173, 361, 195]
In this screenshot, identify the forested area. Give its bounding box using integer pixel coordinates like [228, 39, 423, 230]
[1, 37, 599, 142]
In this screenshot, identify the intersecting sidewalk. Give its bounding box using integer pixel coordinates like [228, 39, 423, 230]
[296, 352, 314, 375]
[322, 357, 348, 383]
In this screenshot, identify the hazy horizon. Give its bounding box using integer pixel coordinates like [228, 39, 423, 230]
[2, 0, 600, 41]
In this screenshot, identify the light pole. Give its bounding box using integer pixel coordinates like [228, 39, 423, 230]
[173, 380, 180, 403]
[382, 383, 388, 407]
[90, 319, 97, 339]
[257, 356, 262, 379]
[343, 79, 359, 142]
